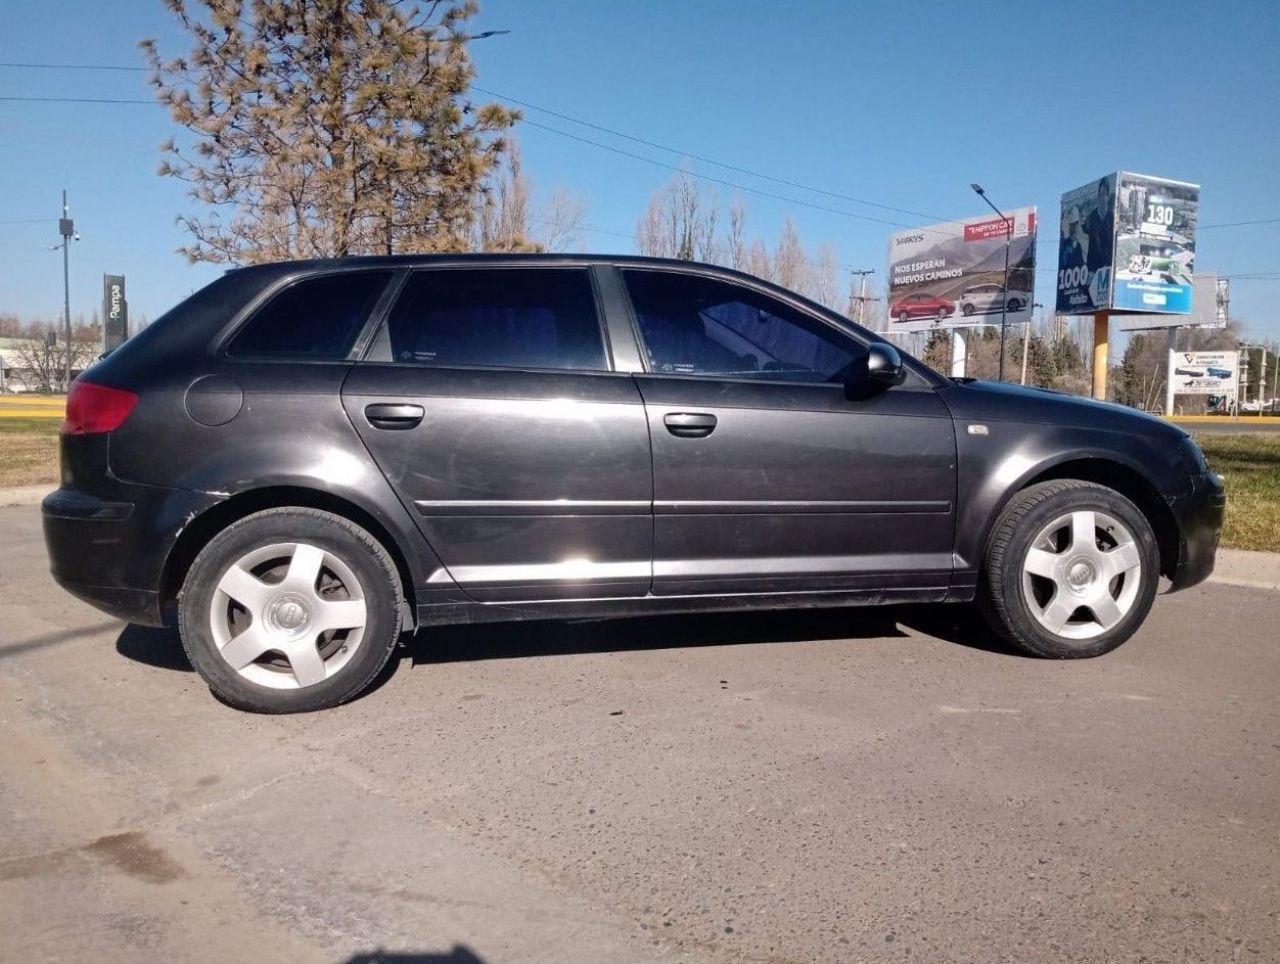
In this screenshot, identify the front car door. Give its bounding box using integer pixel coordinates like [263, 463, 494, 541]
[615, 265, 957, 597]
[342, 264, 653, 602]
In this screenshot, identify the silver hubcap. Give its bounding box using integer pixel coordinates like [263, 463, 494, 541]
[209, 542, 367, 689]
[1021, 510, 1142, 640]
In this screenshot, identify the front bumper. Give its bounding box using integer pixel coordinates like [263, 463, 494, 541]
[43, 482, 221, 627]
[1167, 470, 1226, 591]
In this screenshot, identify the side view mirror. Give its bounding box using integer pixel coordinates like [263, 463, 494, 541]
[864, 343, 906, 389]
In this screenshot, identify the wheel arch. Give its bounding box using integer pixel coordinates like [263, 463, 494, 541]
[160, 485, 422, 626]
[1016, 458, 1180, 579]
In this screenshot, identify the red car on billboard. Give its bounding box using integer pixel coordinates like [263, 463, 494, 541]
[890, 292, 955, 324]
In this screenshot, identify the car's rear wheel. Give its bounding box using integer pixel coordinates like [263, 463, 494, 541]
[935, 308, 948, 321]
[178, 507, 402, 713]
[980, 480, 1159, 658]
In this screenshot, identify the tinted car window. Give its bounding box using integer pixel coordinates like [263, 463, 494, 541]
[386, 268, 607, 371]
[623, 270, 863, 382]
[229, 271, 392, 359]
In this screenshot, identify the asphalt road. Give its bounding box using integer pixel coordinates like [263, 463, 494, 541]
[2, 503, 1277, 964]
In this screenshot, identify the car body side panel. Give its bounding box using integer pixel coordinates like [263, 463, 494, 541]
[341, 365, 655, 602]
[938, 381, 1194, 578]
[104, 358, 447, 602]
[634, 377, 958, 594]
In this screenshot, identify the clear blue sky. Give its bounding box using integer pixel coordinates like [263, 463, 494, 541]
[2, 0, 1278, 340]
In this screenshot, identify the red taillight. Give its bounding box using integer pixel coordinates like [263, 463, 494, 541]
[61, 380, 138, 436]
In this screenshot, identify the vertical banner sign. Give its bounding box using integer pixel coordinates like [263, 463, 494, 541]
[887, 207, 1037, 333]
[1056, 171, 1199, 315]
[1055, 173, 1117, 314]
[103, 274, 128, 351]
[1112, 173, 1199, 313]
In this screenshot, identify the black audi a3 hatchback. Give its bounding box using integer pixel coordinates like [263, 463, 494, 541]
[43, 255, 1224, 713]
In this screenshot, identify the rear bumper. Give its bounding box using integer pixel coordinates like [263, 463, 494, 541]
[43, 482, 220, 627]
[1167, 471, 1226, 591]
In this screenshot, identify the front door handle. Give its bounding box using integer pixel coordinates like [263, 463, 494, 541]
[365, 403, 425, 430]
[663, 412, 717, 438]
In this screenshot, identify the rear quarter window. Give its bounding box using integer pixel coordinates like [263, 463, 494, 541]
[228, 270, 393, 360]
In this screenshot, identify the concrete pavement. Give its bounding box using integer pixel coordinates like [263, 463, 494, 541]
[1, 503, 1277, 963]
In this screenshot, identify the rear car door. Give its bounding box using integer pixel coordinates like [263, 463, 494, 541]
[342, 264, 653, 601]
[617, 266, 957, 596]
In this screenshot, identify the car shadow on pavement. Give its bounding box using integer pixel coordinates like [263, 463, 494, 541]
[408, 602, 1018, 666]
[344, 948, 485, 964]
[115, 624, 193, 672]
[109, 602, 1023, 706]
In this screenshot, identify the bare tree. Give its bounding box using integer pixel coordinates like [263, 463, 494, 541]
[808, 244, 841, 310]
[142, 0, 518, 263]
[635, 168, 718, 261]
[7, 320, 99, 392]
[475, 140, 539, 252]
[772, 218, 809, 293]
[726, 194, 747, 271]
[539, 188, 587, 252]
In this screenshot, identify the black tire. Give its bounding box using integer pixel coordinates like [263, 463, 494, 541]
[979, 480, 1160, 659]
[936, 308, 948, 321]
[897, 311, 910, 324]
[1007, 298, 1023, 312]
[962, 303, 974, 316]
[178, 507, 403, 713]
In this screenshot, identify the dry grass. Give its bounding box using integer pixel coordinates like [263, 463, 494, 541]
[1195, 433, 1280, 553]
[0, 417, 60, 488]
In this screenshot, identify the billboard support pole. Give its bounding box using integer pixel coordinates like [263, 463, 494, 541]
[1092, 311, 1110, 400]
[950, 330, 966, 378]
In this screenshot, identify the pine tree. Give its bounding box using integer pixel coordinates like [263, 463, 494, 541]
[142, 0, 518, 263]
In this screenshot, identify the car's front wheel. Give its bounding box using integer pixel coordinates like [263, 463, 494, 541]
[961, 303, 974, 316]
[897, 311, 910, 324]
[178, 507, 403, 713]
[980, 480, 1160, 658]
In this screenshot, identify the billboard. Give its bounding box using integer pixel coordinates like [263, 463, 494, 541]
[1169, 350, 1237, 396]
[103, 274, 128, 352]
[1116, 273, 1227, 331]
[1112, 173, 1199, 313]
[887, 207, 1036, 333]
[1056, 172, 1199, 315]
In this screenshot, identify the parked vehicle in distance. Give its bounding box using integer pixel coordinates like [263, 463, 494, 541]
[44, 255, 1224, 713]
[890, 292, 955, 324]
[1205, 366, 1232, 379]
[1175, 367, 1205, 377]
[958, 283, 1033, 316]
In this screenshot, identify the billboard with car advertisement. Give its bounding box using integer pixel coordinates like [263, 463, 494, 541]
[1169, 350, 1237, 396]
[1057, 171, 1199, 315]
[887, 207, 1036, 333]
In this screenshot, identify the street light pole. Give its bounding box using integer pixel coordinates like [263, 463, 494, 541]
[970, 183, 1011, 382]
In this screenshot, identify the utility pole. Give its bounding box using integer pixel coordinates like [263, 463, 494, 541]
[54, 190, 76, 391]
[1259, 347, 1268, 417]
[847, 269, 876, 326]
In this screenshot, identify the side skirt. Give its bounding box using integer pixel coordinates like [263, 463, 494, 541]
[415, 585, 975, 628]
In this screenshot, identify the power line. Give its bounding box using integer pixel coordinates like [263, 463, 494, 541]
[471, 85, 949, 224]
[0, 61, 146, 71]
[0, 95, 152, 104]
[3, 61, 1276, 241]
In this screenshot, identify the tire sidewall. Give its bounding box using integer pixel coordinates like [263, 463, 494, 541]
[179, 508, 401, 713]
[989, 485, 1160, 659]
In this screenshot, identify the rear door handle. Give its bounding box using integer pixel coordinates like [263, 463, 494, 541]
[365, 403, 424, 430]
[663, 412, 717, 438]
